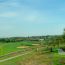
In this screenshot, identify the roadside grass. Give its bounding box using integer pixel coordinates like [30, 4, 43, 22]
[53, 53, 65, 65]
[53, 51, 65, 65]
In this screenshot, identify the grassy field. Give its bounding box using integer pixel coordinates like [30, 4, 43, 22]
[53, 53, 65, 65]
[0, 41, 65, 65]
[0, 41, 51, 65]
[0, 41, 34, 56]
[0, 45, 51, 65]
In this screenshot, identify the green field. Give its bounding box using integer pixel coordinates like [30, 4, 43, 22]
[0, 43, 51, 65]
[0, 41, 65, 65]
[0, 41, 33, 56]
[0, 41, 51, 65]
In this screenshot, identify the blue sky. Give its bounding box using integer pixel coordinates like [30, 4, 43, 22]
[0, 0, 65, 37]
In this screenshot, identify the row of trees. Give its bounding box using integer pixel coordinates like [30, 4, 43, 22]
[0, 37, 39, 43]
[46, 31, 65, 48]
[0, 29, 65, 44]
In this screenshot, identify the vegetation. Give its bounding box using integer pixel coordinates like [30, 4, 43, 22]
[0, 29, 65, 65]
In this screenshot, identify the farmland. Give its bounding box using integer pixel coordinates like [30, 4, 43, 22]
[0, 35, 65, 65]
[0, 41, 51, 65]
[0, 41, 33, 56]
[0, 40, 52, 65]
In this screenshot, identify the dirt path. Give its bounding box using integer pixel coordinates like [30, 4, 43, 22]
[0, 46, 52, 65]
[0, 51, 33, 63]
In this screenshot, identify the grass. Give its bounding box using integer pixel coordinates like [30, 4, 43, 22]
[53, 49, 65, 65]
[0, 46, 51, 65]
[0, 41, 33, 56]
[0, 41, 65, 65]
[0, 51, 34, 65]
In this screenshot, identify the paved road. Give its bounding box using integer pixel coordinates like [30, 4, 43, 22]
[0, 51, 32, 63]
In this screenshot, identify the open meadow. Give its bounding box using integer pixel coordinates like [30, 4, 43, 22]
[0, 41, 52, 65]
[0, 41, 33, 56]
[0, 40, 65, 65]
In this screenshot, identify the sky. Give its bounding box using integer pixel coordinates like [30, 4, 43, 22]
[0, 0, 65, 37]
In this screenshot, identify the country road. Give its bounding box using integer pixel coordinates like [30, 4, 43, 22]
[0, 51, 33, 63]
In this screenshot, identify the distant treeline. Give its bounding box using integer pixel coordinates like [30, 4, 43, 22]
[0, 35, 65, 43]
[0, 36, 40, 43]
[0, 36, 52, 43]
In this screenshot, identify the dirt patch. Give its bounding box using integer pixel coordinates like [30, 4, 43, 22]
[17, 46, 29, 49]
[32, 44, 40, 46]
[16, 47, 51, 65]
[17, 53, 50, 65]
